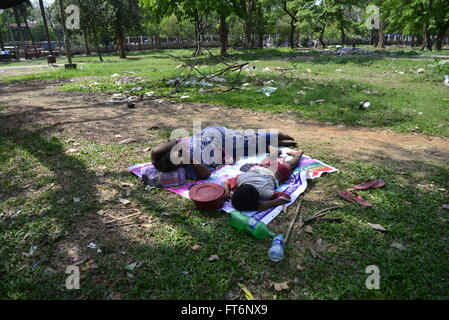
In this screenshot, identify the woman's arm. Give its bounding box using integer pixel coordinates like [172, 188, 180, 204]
[151, 139, 178, 161]
[258, 198, 289, 211]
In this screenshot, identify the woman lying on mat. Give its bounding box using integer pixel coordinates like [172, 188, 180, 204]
[146, 126, 297, 183]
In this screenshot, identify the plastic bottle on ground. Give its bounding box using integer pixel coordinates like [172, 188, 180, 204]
[268, 234, 285, 262]
[228, 211, 276, 239]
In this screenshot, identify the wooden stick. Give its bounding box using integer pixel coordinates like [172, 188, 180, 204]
[302, 206, 342, 224]
[285, 197, 303, 242]
[105, 211, 141, 225]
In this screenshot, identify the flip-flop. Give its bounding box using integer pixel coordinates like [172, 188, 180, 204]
[354, 179, 385, 190]
[338, 190, 373, 207]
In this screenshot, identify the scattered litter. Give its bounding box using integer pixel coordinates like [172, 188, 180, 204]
[209, 76, 226, 83]
[175, 64, 186, 69]
[184, 79, 214, 87]
[192, 245, 202, 251]
[130, 87, 142, 92]
[67, 148, 78, 153]
[82, 259, 98, 271]
[111, 73, 120, 77]
[124, 262, 139, 271]
[335, 68, 344, 72]
[259, 87, 278, 97]
[306, 68, 312, 73]
[263, 80, 275, 86]
[118, 198, 130, 205]
[242, 83, 250, 87]
[390, 242, 406, 251]
[398, 71, 405, 75]
[118, 138, 138, 144]
[296, 264, 304, 271]
[73, 197, 80, 203]
[145, 92, 154, 97]
[167, 77, 181, 85]
[444, 75, 449, 86]
[367, 223, 387, 232]
[87, 242, 97, 249]
[333, 47, 372, 55]
[180, 95, 190, 100]
[297, 90, 306, 95]
[238, 284, 255, 300]
[304, 226, 314, 234]
[293, 98, 300, 105]
[271, 281, 290, 291]
[360, 101, 371, 110]
[115, 76, 145, 85]
[310, 99, 325, 105]
[415, 68, 425, 74]
[180, 271, 189, 276]
[22, 246, 37, 257]
[145, 185, 156, 191]
[362, 89, 380, 95]
[441, 204, 449, 210]
[207, 255, 220, 262]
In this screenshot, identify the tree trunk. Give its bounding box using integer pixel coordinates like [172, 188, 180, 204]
[372, 29, 379, 47]
[193, 10, 202, 56]
[155, 34, 161, 49]
[422, 23, 433, 51]
[20, 4, 35, 45]
[258, 32, 263, 49]
[290, 18, 296, 49]
[219, 14, 228, 56]
[340, 24, 346, 45]
[38, 0, 53, 55]
[12, 6, 25, 46]
[83, 30, 91, 55]
[377, 20, 385, 48]
[95, 41, 103, 62]
[318, 24, 326, 49]
[411, 34, 415, 47]
[0, 32, 4, 50]
[115, 28, 126, 58]
[244, 20, 253, 49]
[435, 20, 449, 51]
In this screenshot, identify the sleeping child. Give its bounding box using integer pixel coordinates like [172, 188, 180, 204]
[224, 149, 304, 212]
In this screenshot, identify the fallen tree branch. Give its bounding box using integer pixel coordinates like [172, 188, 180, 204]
[105, 211, 142, 225]
[285, 197, 304, 242]
[302, 206, 342, 224]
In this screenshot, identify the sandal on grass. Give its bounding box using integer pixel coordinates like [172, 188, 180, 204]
[338, 190, 373, 207]
[354, 179, 385, 190]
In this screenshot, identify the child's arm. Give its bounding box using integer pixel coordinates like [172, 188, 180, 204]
[224, 176, 239, 199]
[224, 183, 231, 199]
[258, 198, 289, 211]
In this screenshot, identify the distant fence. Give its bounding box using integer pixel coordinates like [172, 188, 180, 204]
[3, 33, 448, 57]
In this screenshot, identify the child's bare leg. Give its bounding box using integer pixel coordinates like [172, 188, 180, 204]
[286, 150, 304, 171]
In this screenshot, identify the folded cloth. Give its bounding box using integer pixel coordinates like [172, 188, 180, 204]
[141, 164, 186, 188]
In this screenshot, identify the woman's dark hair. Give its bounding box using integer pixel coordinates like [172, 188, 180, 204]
[231, 184, 260, 211]
[152, 151, 178, 172]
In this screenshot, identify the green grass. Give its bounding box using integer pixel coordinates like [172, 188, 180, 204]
[1, 124, 448, 299]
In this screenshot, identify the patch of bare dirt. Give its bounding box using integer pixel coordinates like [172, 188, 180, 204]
[1, 80, 448, 166]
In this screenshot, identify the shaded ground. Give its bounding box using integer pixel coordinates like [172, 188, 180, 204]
[1, 80, 448, 299]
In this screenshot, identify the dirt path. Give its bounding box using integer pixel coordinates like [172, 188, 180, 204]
[1, 80, 448, 168]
